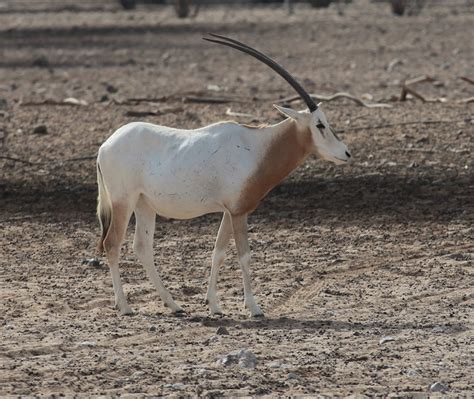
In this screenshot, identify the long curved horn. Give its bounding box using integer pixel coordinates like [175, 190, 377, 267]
[203, 33, 318, 112]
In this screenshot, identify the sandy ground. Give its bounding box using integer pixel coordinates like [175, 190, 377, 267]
[1, 0, 473, 396]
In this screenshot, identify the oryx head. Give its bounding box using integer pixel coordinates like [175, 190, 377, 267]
[204, 33, 351, 165]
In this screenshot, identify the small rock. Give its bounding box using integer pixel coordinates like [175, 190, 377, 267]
[32, 56, 50, 68]
[217, 349, 257, 369]
[149, 325, 157, 332]
[32, 125, 48, 135]
[106, 84, 118, 94]
[79, 341, 96, 347]
[238, 350, 257, 369]
[446, 253, 470, 261]
[379, 336, 396, 344]
[287, 372, 298, 380]
[0, 98, 7, 109]
[100, 94, 109, 102]
[268, 361, 282, 369]
[429, 382, 449, 393]
[216, 326, 229, 335]
[63, 97, 88, 106]
[82, 258, 101, 267]
[165, 383, 185, 391]
[432, 326, 445, 333]
[203, 335, 219, 346]
[207, 84, 221, 92]
[268, 361, 291, 369]
[407, 369, 419, 378]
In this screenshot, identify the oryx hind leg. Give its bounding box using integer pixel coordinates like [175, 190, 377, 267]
[133, 196, 183, 314]
[104, 201, 135, 315]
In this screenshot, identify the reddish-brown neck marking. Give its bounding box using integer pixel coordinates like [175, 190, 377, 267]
[233, 118, 312, 215]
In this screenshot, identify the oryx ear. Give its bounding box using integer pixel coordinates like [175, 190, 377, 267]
[273, 104, 309, 123]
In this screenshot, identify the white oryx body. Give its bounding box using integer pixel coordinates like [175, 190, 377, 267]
[96, 34, 351, 317]
[99, 120, 273, 220]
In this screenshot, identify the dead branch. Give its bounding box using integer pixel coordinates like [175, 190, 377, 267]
[225, 108, 256, 118]
[124, 96, 168, 104]
[399, 75, 446, 103]
[275, 92, 392, 108]
[458, 97, 474, 104]
[125, 91, 248, 106]
[341, 119, 466, 132]
[20, 98, 88, 107]
[183, 95, 246, 104]
[0, 155, 35, 165]
[404, 75, 434, 86]
[125, 107, 183, 117]
[459, 76, 474, 85]
[387, 58, 403, 72]
[0, 155, 96, 165]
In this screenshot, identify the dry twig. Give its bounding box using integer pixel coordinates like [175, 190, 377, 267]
[341, 119, 466, 132]
[20, 98, 88, 107]
[458, 97, 474, 104]
[275, 92, 392, 108]
[225, 108, 256, 118]
[0, 156, 35, 165]
[399, 75, 447, 103]
[459, 76, 474, 85]
[125, 107, 183, 117]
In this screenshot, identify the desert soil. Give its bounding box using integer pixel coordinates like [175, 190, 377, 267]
[1, 0, 473, 397]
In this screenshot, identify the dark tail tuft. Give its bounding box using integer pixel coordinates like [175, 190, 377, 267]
[97, 163, 112, 254]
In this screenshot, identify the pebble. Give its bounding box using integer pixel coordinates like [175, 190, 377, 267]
[446, 253, 469, 261]
[407, 369, 419, 378]
[32, 125, 48, 135]
[216, 326, 229, 335]
[165, 383, 185, 391]
[82, 258, 101, 267]
[287, 372, 298, 380]
[203, 335, 219, 346]
[432, 326, 445, 333]
[217, 349, 257, 369]
[268, 361, 281, 369]
[106, 84, 118, 94]
[379, 336, 396, 344]
[79, 341, 97, 347]
[268, 361, 292, 369]
[32, 56, 50, 68]
[429, 382, 449, 393]
[149, 325, 157, 332]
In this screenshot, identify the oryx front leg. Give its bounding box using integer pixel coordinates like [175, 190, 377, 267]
[133, 199, 183, 314]
[231, 214, 264, 317]
[206, 212, 232, 315]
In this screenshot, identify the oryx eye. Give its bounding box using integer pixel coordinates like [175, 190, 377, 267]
[316, 122, 325, 130]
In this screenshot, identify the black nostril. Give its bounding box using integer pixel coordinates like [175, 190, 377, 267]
[345, 151, 351, 158]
